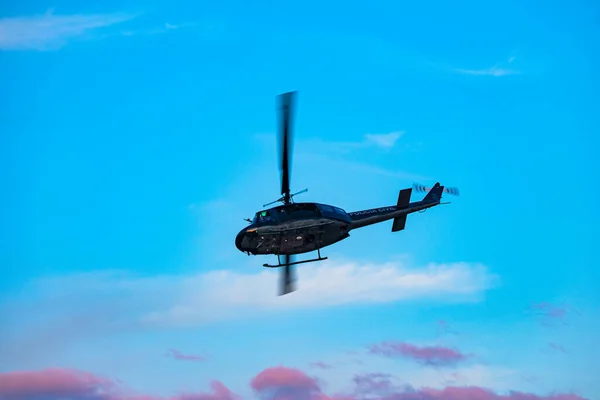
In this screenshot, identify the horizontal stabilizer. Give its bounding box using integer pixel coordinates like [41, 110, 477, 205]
[392, 214, 407, 232]
[392, 188, 412, 232]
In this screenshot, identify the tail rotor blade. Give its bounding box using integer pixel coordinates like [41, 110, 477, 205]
[413, 183, 428, 193]
[413, 182, 460, 196]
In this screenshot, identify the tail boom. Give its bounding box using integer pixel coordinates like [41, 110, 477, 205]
[347, 182, 445, 231]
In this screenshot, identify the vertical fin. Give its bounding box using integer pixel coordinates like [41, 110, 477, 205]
[422, 182, 444, 203]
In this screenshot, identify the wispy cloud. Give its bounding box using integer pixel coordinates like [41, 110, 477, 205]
[320, 131, 406, 151]
[255, 131, 425, 182]
[368, 341, 470, 367]
[0, 10, 137, 50]
[363, 131, 404, 148]
[0, 366, 588, 400]
[295, 152, 430, 182]
[454, 66, 519, 77]
[120, 20, 201, 37]
[453, 57, 520, 77]
[166, 348, 206, 362]
[527, 301, 580, 327]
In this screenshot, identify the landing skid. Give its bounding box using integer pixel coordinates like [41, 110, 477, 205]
[263, 249, 328, 268]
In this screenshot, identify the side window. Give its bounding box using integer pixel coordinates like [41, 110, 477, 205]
[334, 207, 346, 215]
[317, 204, 334, 212]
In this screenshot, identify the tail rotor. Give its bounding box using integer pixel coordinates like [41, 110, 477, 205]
[413, 183, 460, 197]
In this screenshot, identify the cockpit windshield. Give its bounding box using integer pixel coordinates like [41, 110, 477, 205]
[253, 210, 273, 224]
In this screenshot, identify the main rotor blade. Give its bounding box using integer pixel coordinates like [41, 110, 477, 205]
[280, 254, 296, 296]
[277, 91, 296, 204]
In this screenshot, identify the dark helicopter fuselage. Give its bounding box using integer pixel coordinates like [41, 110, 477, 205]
[235, 202, 352, 256]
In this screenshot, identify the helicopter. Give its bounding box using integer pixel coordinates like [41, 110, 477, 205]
[235, 91, 459, 296]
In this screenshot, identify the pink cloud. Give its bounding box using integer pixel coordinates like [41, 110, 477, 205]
[0, 366, 589, 400]
[176, 381, 239, 400]
[529, 302, 579, 327]
[250, 366, 322, 400]
[368, 341, 469, 367]
[413, 386, 586, 400]
[167, 349, 206, 362]
[0, 368, 119, 399]
[352, 372, 397, 396]
[0, 369, 237, 400]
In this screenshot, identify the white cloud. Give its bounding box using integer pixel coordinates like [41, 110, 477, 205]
[0, 259, 497, 367]
[253, 132, 425, 182]
[0, 10, 137, 50]
[295, 152, 430, 182]
[11, 259, 497, 328]
[454, 66, 519, 77]
[364, 131, 404, 148]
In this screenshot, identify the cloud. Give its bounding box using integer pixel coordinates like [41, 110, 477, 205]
[0, 10, 136, 50]
[319, 131, 406, 151]
[0, 260, 496, 366]
[368, 341, 470, 367]
[255, 132, 425, 182]
[114, 260, 497, 325]
[120, 20, 201, 38]
[295, 153, 429, 181]
[0, 368, 238, 400]
[0, 366, 589, 400]
[527, 302, 579, 327]
[363, 132, 404, 149]
[352, 372, 399, 397]
[7, 259, 496, 327]
[166, 348, 206, 362]
[0, 368, 119, 399]
[250, 366, 322, 400]
[453, 67, 519, 77]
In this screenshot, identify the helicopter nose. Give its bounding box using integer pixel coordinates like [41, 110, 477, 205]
[235, 229, 248, 252]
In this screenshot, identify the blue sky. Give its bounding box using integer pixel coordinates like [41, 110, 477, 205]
[1, 0, 599, 399]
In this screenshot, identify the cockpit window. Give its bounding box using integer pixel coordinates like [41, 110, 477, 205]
[317, 204, 334, 212]
[253, 210, 273, 223]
